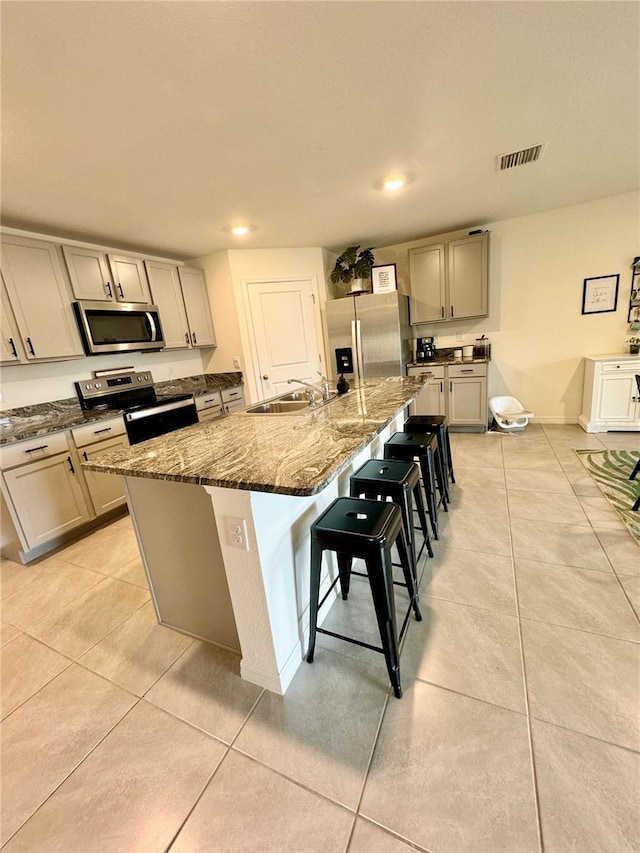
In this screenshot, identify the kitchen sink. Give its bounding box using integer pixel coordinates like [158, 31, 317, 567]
[243, 389, 342, 415]
[244, 400, 311, 415]
[278, 390, 340, 405]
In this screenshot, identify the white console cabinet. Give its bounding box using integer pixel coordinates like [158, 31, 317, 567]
[579, 355, 640, 432]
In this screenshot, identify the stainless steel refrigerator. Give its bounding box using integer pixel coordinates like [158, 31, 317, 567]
[325, 291, 412, 383]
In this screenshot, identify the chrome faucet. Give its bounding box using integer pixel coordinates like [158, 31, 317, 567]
[286, 378, 320, 407]
[287, 373, 332, 403]
[317, 371, 331, 401]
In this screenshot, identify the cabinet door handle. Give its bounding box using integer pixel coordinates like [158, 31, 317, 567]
[67, 456, 76, 474]
[461, 369, 473, 373]
[450, 381, 453, 392]
[440, 381, 443, 393]
[441, 306, 445, 319]
[8, 337, 18, 357]
[82, 451, 88, 461]
[185, 331, 190, 345]
[25, 444, 49, 454]
[192, 332, 197, 345]
[105, 282, 113, 298]
[94, 427, 112, 435]
[25, 337, 35, 356]
[450, 306, 454, 318]
[117, 283, 124, 298]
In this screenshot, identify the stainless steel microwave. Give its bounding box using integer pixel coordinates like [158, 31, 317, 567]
[73, 301, 165, 355]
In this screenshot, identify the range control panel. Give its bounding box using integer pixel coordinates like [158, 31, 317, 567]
[75, 370, 154, 402]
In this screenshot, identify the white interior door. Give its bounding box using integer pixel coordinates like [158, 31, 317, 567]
[247, 278, 321, 400]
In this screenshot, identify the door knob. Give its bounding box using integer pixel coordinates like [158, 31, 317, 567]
[262, 374, 269, 380]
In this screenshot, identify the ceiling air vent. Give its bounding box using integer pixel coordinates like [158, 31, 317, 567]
[497, 144, 545, 171]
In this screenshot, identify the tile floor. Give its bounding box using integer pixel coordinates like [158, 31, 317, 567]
[1, 425, 639, 852]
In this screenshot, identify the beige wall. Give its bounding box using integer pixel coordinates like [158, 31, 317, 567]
[191, 249, 244, 376]
[0, 348, 206, 410]
[193, 247, 330, 404]
[376, 191, 639, 422]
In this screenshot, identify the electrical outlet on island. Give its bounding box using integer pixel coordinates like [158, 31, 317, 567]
[233, 356, 241, 369]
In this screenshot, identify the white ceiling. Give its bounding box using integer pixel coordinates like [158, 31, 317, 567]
[1, 1, 638, 260]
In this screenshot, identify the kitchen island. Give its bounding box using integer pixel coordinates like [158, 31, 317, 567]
[83, 377, 424, 693]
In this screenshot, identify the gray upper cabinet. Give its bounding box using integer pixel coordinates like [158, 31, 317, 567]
[145, 260, 190, 349]
[62, 246, 115, 301]
[1, 278, 25, 363]
[410, 232, 489, 324]
[146, 261, 216, 349]
[0, 235, 83, 360]
[107, 254, 151, 303]
[178, 266, 217, 347]
[408, 244, 446, 323]
[63, 246, 151, 304]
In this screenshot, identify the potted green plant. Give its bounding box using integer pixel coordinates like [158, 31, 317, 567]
[330, 246, 375, 293]
[628, 337, 640, 354]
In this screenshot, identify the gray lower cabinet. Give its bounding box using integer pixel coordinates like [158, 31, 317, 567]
[408, 365, 446, 416]
[71, 418, 129, 515]
[408, 362, 488, 430]
[1, 435, 92, 551]
[222, 385, 245, 413]
[195, 391, 224, 422]
[1, 417, 128, 562]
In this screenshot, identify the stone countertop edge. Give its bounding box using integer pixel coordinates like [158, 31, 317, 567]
[81, 378, 424, 498]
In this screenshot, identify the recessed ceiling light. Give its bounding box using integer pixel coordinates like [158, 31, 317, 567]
[224, 224, 256, 236]
[382, 176, 406, 191]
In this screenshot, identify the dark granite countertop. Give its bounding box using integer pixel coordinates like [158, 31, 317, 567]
[82, 377, 424, 497]
[407, 357, 489, 367]
[154, 372, 243, 398]
[0, 372, 244, 446]
[0, 399, 125, 446]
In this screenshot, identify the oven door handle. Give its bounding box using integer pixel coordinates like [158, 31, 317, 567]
[124, 397, 195, 422]
[145, 312, 158, 342]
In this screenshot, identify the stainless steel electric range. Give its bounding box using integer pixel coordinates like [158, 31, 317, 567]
[75, 368, 198, 445]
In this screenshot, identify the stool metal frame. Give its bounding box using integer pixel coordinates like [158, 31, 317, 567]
[384, 432, 447, 539]
[349, 458, 434, 578]
[307, 497, 421, 698]
[403, 414, 455, 502]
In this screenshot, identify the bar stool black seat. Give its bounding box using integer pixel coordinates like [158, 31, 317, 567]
[307, 496, 421, 698]
[383, 432, 447, 539]
[404, 414, 455, 500]
[349, 458, 433, 576]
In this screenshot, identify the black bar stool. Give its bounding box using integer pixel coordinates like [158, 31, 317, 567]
[349, 459, 434, 579]
[383, 432, 447, 539]
[404, 414, 455, 501]
[307, 496, 421, 698]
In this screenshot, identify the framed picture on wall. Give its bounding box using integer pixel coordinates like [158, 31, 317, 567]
[371, 264, 397, 294]
[581, 274, 619, 315]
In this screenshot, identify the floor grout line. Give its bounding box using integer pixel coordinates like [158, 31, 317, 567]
[505, 434, 545, 853]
